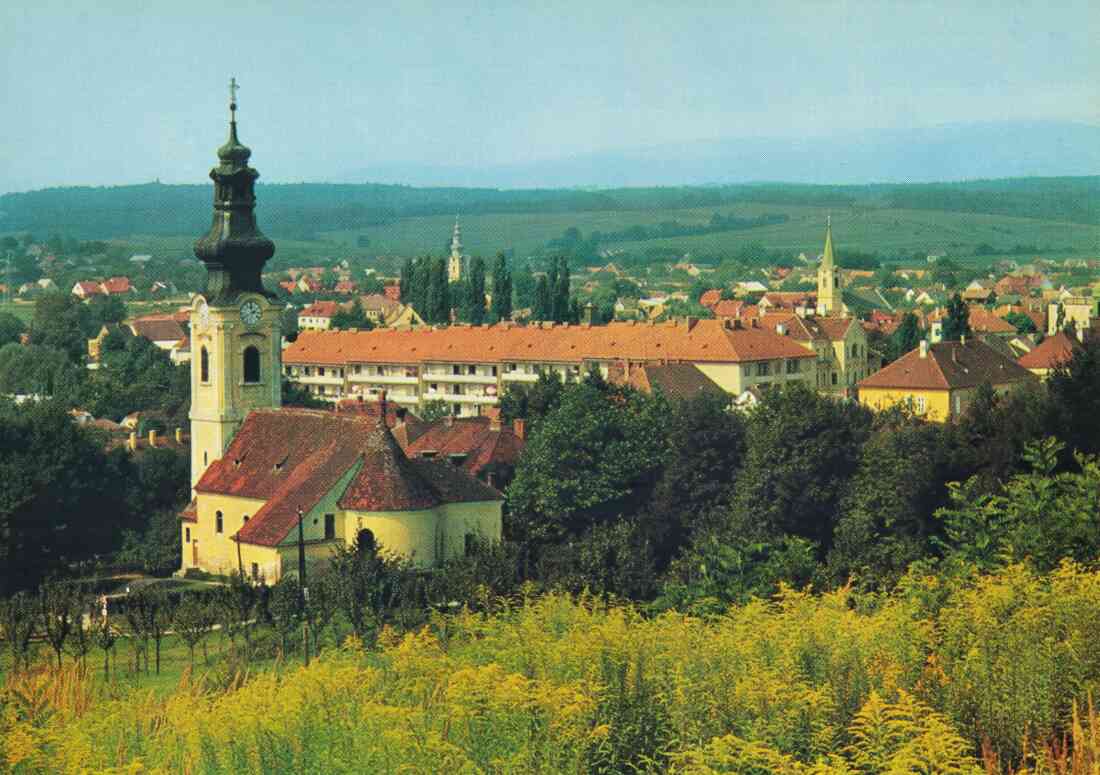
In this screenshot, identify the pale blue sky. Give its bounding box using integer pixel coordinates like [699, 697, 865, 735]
[1, 0, 1096, 193]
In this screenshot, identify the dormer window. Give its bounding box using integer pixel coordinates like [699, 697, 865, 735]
[448, 453, 467, 467]
[420, 450, 438, 459]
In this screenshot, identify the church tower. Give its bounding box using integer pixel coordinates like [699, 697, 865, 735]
[189, 79, 283, 488]
[816, 216, 844, 316]
[448, 217, 464, 283]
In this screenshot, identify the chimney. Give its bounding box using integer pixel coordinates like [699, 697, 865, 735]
[582, 302, 594, 325]
[444, 414, 453, 427]
[513, 418, 526, 440]
[378, 389, 388, 419]
[148, 429, 158, 447]
[128, 431, 138, 451]
[487, 409, 502, 432]
[776, 323, 787, 336]
[175, 427, 183, 444]
[960, 334, 967, 346]
[919, 340, 929, 358]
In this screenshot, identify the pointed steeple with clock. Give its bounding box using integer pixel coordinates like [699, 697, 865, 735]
[189, 79, 283, 487]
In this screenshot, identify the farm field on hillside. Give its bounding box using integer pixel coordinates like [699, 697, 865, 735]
[321, 202, 1100, 262]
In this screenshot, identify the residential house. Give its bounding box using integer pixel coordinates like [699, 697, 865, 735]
[298, 300, 341, 331]
[72, 281, 103, 299]
[100, 277, 133, 295]
[858, 339, 1035, 422]
[1017, 330, 1081, 379]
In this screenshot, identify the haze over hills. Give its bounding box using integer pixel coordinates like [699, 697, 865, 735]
[336, 121, 1100, 189]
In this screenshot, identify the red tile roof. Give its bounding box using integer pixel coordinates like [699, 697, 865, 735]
[1017, 331, 1080, 370]
[699, 289, 722, 308]
[404, 416, 525, 477]
[74, 281, 102, 296]
[300, 301, 340, 318]
[129, 317, 186, 343]
[712, 299, 747, 318]
[283, 319, 816, 368]
[968, 307, 1016, 335]
[608, 362, 727, 401]
[198, 408, 500, 547]
[859, 340, 1036, 391]
[101, 277, 132, 294]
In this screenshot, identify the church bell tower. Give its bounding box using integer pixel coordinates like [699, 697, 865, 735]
[189, 79, 283, 487]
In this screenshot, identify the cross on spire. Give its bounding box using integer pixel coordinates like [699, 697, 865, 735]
[229, 77, 239, 121]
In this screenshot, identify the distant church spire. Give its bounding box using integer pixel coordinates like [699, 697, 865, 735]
[817, 215, 843, 315]
[451, 216, 463, 255]
[448, 216, 464, 283]
[194, 77, 275, 304]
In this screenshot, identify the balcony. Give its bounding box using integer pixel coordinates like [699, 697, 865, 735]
[500, 371, 539, 383]
[421, 371, 499, 384]
[292, 372, 346, 386]
[346, 372, 419, 385]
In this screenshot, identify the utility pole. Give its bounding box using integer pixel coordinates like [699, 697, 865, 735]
[297, 506, 309, 667]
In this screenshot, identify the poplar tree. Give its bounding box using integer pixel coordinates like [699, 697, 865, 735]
[491, 253, 512, 322]
[534, 275, 551, 321]
[555, 256, 571, 322]
[467, 256, 486, 325]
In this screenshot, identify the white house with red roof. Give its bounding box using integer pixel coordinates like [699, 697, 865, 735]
[298, 300, 341, 331]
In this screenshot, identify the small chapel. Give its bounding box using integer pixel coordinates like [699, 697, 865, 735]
[179, 84, 502, 582]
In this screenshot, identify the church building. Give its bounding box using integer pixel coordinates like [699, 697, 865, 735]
[180, 85, 502, 581]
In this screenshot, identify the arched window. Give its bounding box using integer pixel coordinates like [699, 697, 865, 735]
[243, 346, 260, 384]
[200, 346, 210, 383]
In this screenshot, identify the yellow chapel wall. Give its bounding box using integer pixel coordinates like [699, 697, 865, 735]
[185, 492, 279, 578]
[342, 508, 441, 567]
[437, 501, 503, 559]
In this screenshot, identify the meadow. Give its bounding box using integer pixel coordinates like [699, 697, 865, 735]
[3, 562, 1099, 774]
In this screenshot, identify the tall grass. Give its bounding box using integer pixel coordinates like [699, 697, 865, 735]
[1, 563, 1099, 774]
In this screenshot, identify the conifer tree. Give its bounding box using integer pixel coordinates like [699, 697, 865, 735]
[942, 293, 972, 341]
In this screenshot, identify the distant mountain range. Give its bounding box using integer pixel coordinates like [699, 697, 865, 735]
[337, 121, 1100, 189]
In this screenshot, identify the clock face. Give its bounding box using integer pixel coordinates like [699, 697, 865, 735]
[240, 300, 262, 326]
